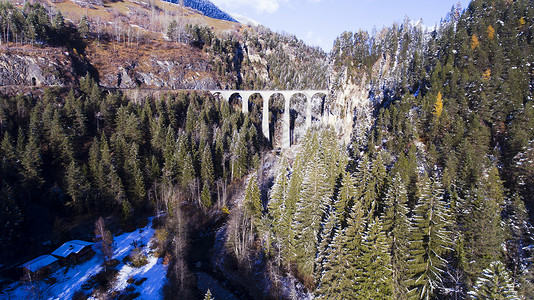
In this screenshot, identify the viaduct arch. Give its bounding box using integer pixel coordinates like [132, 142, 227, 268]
[210, 90, 328, 149]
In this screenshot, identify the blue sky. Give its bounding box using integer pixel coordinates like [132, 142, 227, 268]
[210, 0, 472, 51]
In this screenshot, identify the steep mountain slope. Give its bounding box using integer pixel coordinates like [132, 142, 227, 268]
[166, 0, 237, 22]
[262, 0, 534, 299]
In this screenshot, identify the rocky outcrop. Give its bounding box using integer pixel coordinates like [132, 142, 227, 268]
[87, 42, 220, 90]
[0, 47, 79, 87]
[0, 42, 223, 91]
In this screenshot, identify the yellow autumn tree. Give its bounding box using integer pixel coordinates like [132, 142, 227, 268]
[519, 17, 526, 28]
[433, 91, 443, 118]
[487, 25, 495, 40]
[483, 69, 491, 81]
[471, 34, 480, 50]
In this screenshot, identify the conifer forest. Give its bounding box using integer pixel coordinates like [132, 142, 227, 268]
[1, 0, 534, 299]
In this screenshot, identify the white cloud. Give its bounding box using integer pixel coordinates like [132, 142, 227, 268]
[305, 30, 327, 50]
[230, 12, 261, 26]
[210, 0, 282, 14]
[211, 0, 323, 14]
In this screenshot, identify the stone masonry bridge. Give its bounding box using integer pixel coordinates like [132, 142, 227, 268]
[210, 90, 328, 149]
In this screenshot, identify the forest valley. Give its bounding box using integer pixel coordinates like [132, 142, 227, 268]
[1, 0, 534, 299]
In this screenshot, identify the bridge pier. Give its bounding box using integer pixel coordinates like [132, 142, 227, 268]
[239, 91, 254, 113]
[304, 92, 312, 130]
[261, 92, 270, 142]
[281, 92, 293, 149]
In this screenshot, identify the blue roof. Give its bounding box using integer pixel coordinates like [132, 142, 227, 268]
[22, 255, 58, 272]
[51, 240, 94, 258]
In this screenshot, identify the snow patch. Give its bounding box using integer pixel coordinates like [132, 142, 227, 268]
[2, 217, 167, 300]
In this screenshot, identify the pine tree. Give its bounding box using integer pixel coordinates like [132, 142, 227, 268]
[406, 174, 452, 300]
[167, 19, 178, 42]
[203, 289, 214, 300]
[185, 102, 197, 135]
[268, 157, 292, 263]
[468, 261, 519, 300]
[52, 11, 65, 38]
[336, 170, 356, 227]
[0, 183, 23, 258]
[315, 204, 339, 288]
[181, 153, 196, 189]
[369, 151, 388, 216]
[243, 173, 262, 227]
[21, 134, 43, 191]
[357, 218, 394, 299]
[461, 166, 505, 283]
[125, 143, 146, 207]
[0, 131, 18, 180]
[291, 150, 330, 280]
[78, 15, 89, 37]
[201, 144, 214, 186]
[354, 154, 373, 216]
[381, 173, 410, 298]
[201, 180, 212, 209]
[231, 130, 248, 180]
[318, 199, 366, 298]
[316, 228, 344, 299]
[65, 160, 90, 213]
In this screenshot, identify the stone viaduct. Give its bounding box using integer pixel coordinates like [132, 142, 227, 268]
[210, 90, 328, 149]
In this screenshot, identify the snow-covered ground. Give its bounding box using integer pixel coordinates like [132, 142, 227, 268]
[1, 217, 167, 299]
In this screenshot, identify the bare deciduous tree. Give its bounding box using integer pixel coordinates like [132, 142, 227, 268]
[160, 184, 193, 299]
[94, 216, 114, 269]
[226, 206, 254, 269]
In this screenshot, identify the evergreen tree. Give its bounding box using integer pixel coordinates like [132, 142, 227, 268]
[354, 154, 373, 216]
[336, 170, 356, 227]
[406, 174, 452, 300]
[52, 11, 64, 31]
[181, 152, 196, 189]
[64, 160, 90, 213]
[244, 173, 262, 227]
[230, 130, 248, 180]
[162, 127, 178, 183]
[315, 204, 339, 287]
[291, 149, 330, 279]
[468, 261, 519, 300]
[21, 134, 43, 191]
[357, 218, 394, 299]
[203, 289, 214, 300]
[201, 143, 214, 186]
[0, 183, 22, 258]
[78, 15, 89, 37]
[167, 19, 178, 42]
[185, 102, 197, 135]
[124, 143, 146, 208]
[381, 173, 410, 298]
[461, 165, 505, 283]
[201, 180, 212, 209]
[0, 131, 18, 180]
[268, 157, 292, 262]
[369, 151, 388, 216]
[318, 198, 366, 298]
[52, 11, 65, 38]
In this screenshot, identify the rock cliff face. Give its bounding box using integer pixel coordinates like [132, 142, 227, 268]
[0, 47, 80, 87]
[0, 42, 222, 91]
[86, 42, 220, 90]
[325, 52, 403, 145]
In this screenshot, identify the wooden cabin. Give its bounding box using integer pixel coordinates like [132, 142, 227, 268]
[51, 240, 95, 265]
[21, 255, 60, 280]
